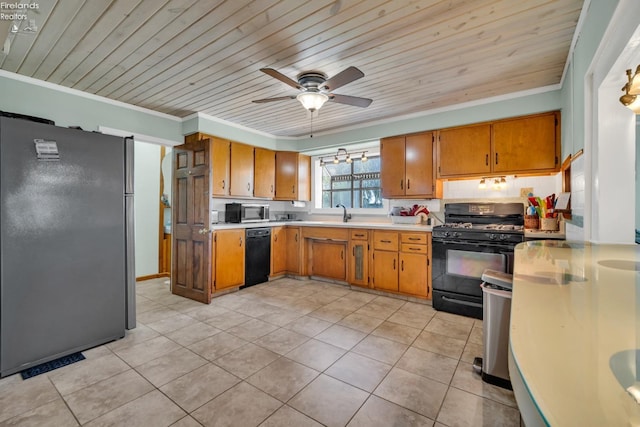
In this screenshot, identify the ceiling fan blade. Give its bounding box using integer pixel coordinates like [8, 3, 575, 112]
[322, 66, 364, 91]
[252, 96, 297, 104]
[260, 68, 302, 90]
[328, 94, 372, 108]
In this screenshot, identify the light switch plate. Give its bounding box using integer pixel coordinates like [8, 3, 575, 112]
[520, 187, 533, 197]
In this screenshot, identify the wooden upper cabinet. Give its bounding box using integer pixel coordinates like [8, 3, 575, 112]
[437, 124, 491, 178]
[380, 136, 405, 198]
[230, 142, 254, 197]
[275, 151, 311, 201]
[492, 112, 559, 173]
[405, 132, 435, 197]
[254, 148, 275, 198]
[381, 132, 437, 198]
[211, 137, 231, 196]
[437, 111, 560, 178]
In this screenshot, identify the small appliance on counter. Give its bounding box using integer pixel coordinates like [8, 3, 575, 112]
[225, 202, 269, 223]
[211, 210, 220, 224]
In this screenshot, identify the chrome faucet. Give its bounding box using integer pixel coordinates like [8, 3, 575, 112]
[336, 204, 352, 223]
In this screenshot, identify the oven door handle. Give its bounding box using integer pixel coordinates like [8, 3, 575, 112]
[440, 295, 483, 308]
[432, 239, 516, 250]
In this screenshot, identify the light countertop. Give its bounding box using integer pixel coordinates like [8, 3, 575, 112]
[210, 220, 433, 232]
[510, 240, 640, 426]
[524, 229, 566, 240]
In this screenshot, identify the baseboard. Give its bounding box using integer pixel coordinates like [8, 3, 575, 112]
[136, 273, 169, 282]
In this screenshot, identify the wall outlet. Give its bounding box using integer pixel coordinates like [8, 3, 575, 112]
[520, 187, 534, 197]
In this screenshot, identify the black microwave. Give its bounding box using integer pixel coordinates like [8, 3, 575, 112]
[225, 203, 270, 223]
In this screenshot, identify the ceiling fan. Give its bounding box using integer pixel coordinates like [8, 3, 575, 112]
[252, 66, 373, 112]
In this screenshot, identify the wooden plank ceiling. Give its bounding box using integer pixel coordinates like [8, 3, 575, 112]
[0, 0, 584, 137]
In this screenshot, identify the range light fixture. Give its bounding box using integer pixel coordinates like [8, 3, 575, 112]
[478, 176, 507, 190]
[297, 91, 329, 112]
[319, 148, 369, 167]
[620, 65, 640, 114]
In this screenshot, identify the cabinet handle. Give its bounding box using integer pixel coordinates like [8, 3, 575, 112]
[222, 179, 226, 189]
[274, 235, 278, 242]
[401, 260, 404, 271]
[400, 180, 404, 190]
[270, 184, 274, 193]
[485, 154, 488, 166]
[409, 247, 421, 251]
[407, 179, 410, 189]
[393, 259, 396, 270]
[247, 183, 250, 191]
[352, 247, 355, 256]
[381, 239, 392, 243]
[408, 237, 420, 241]
[354, 233, 365, 237]
[495, 153, 498, 164]
[295, 233, 298, 242]
[341, 250, 344, 260]
[239, 237, 243, 246]
[292, 185, 295, 194]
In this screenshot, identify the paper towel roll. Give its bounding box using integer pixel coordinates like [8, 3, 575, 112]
[291, 201, 306, 208]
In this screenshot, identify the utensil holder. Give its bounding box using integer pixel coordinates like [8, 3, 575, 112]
[524, 215, 539, 229]
[540, 217, 558, 231]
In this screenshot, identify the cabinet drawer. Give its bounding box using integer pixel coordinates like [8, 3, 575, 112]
[401, 233, 427, 244]
[373, 231, 399, 251]
[400, 243, 427, 254]
[350, 229, 369, 240]
[301, 227, 349, 241]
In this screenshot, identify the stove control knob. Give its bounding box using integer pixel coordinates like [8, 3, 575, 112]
[443, 231, 449, 237]
[488, 233, 497, 240]
[499, 234, 508, 241]
[453, 232, 461, 238]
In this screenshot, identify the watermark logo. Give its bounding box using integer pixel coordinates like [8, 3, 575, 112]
[1, 2, 39, 23]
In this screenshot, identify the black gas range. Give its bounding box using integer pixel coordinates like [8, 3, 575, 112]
[431, 202, 525, 319]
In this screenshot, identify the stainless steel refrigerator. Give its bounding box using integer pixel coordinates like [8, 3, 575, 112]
[0, 116, 135, 378]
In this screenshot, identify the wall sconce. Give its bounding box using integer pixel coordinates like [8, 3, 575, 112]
[620, 65, 640, 114]
[319, 148, 368, 167]
[478, 176, 507, 190]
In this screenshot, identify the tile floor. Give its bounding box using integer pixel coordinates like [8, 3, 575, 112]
[0, 277, 521, 426]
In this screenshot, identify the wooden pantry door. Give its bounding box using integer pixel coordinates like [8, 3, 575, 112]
[172, 138, 212, 304]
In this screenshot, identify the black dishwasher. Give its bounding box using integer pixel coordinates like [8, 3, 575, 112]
[244, 227, 271, 288]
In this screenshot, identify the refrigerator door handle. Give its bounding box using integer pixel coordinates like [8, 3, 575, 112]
[125, 136, 135, 194]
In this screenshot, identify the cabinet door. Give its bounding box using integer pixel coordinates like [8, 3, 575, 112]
[285, 227, 301, 274]
[492, 113, 558, 173]
[271, 226, 287, 276]
[405, 132, 435, 197]
[230, 142, 254, 197]
[399, 252, 428, 297]
[254, 148, 276, 198]
[297, 154, 311, 201]
[211, 138, 230, 196]
[437, 124, 491, 177]
[312, 241, 347, 281]
[349, 240, 369, 287]
[380, 136, 406, 198]
[372, 250, 398, 292]
[275, 151, 298, 200]
[215, 229, 245, 290]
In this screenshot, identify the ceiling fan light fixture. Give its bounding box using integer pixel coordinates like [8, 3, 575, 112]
[620, 67, 640, 114]
[297, 92, 328, 111]
[629, 64, 640, 94]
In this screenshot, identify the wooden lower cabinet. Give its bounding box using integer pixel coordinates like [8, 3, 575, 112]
[399, 252, 428, 296]
[271, 226, 287, 276]
[372, 231, 431, 298]
[348, 239, 369, 287]
[311, 240, 347, 281]
[285, 227, 301, 274]
[372, 250, 399, 291]
[214, 229, 245, 290]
